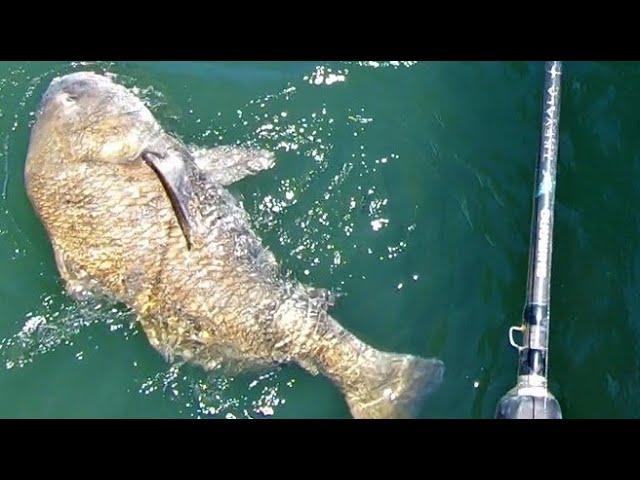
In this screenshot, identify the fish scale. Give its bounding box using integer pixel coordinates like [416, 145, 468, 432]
[24, 71, 444, 418]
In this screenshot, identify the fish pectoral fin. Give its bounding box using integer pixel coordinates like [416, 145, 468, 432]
[142, 149, 198, 250]
[188, 145, 276, 186]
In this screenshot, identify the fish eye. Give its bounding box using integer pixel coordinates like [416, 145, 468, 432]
[62, 93, 78, 104]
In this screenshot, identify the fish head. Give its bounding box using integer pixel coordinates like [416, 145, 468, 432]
[30, 71, 160, 166]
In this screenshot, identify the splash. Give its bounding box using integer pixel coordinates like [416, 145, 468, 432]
[138, 363, 294, 418]
[304, 65, 349, 86]
[0, 294, 136, 370]
[350, 61, 419, 69]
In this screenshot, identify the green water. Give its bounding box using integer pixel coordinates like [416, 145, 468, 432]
[1, 61, 638, 418]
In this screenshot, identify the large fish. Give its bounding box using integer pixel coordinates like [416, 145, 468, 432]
[24, 71, 444, 418]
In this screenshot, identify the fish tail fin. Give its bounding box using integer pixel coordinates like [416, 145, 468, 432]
[344, 350, 444, 419]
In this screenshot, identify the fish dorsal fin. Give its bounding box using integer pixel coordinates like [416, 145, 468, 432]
[142, 149, 198, 250]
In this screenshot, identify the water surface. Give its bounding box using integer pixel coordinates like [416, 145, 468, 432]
[1, 61, 638, 418]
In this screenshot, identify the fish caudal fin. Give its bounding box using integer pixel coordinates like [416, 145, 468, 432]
[345, 352, 444, 419]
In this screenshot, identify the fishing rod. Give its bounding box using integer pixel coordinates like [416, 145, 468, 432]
[495, 61, 563, 419]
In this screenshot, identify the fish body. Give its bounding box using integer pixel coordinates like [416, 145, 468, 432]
[25, 72, 444, 418]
